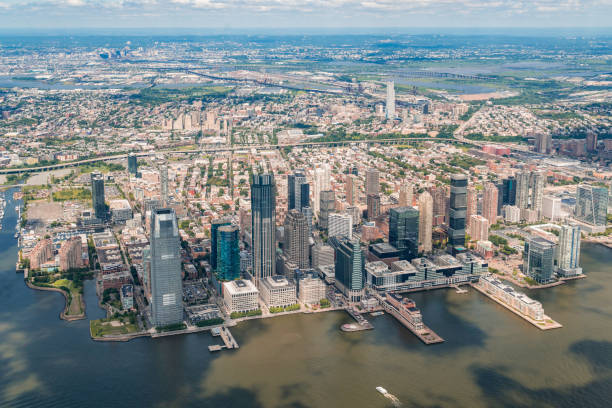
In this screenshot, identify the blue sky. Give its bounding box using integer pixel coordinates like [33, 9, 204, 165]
[0, 0, 610, 29]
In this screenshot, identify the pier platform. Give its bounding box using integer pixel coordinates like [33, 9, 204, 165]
[208, 327, 239, 352]
[383, 302, 444, 344]
[340, 308, 374, 332]
[471, 283, 562, 331]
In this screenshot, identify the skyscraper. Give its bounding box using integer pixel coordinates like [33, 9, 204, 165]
[586, 131, 598, 153]
[449, 174, 468, 255]
[251, 173, 276, 288]
[91, 172, 106, 220]
[556, 224, 582, 277]
[160, 165, 169, 205]
[535, 133, 552, 154]
[288, 170, 309, 212]
[366, 193, 381, 220]
[328, 213, 353, 239]
[399, 182, 413, 207]
[385, 81, 396, 120]
[466, 186, 478, 230]
[210, 218, 231, 270]
[483, 182, 499, 226]
[365, 168, 380, 196]
[283, 210, 310, 269]
[217, 225, 241, 281]
[523, 237, 555, 284]
[314, 164, 330, 216]
[430, 185, 449, 226]
[319, 190, 335, 230]
[334, 237, 364, 303]
[346, 174, 359, 205]
[516, 171, 530, 210]
[418, 191, 433, 253]
[502, 177, 516, 206]
[531, 171, 545, 218]
[389, 206, 420, 261]
[128, 153, 138, 175]
[575, 185, 609, 226]
[150, 208, 183, 327]
[469, 215, 489, 242]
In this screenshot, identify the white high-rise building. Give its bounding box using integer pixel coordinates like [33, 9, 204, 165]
[418, 191, 433, 253]
[556, 224, 582, 277]
[386, 81, 396, 120]
[469, 215, 489, 242]
[399, 182, 413, 207]
[531, 171, 546, 218]
[542, 196, 561, 221]
[328, 213, 353, 240]
[504, 205, 521, 223]
[314, 163, 331, 216]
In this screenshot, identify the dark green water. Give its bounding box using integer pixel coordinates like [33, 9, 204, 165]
[1, 189, 611, 408]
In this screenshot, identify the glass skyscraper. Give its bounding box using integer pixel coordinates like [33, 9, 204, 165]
[251, 173, 276, 288]
[334, 237, 364, 303]
[449, 174, 468, 255]
[210, 218, 231, 270]
[127, 153, 138, 175]
[389, 206, 420, 261]
[575, 185, 609, 226]
[150, 208, 183, 327]
[217, 225, 241, 281]
[524, 237, 555, 284]
[502, 176, 516, 206]
[288, 170, 309, 212]
[91, 171, 106, 220]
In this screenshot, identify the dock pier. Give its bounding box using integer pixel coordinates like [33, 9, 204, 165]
[340, 308, 374, 332]
[208, 326, 239, 352]
[382, 301, 444, 344]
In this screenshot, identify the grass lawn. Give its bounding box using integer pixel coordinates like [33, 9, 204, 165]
[90, 317, 140, 337]
[52, 279, 83, 315]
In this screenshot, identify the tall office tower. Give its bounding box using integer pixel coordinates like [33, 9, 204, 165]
[482, 182, 499, 226]
[91, 172, 106, 220]
[502, 176, 516, 206]
[251, 173, 277, 288]
[430, 185, 449, 226]
[160, 165, 169, 205]
[312, 244, 335, 268]
[334, 237, 365, 303]
[319, 190, 335, 230]
[531, 171, 545, 218]
[418, 191, 433, 253]
[365, 168, 380, 196]
[516, 171, 531, 210]
[128, 153, 138, 175]
[345, 174, 359, 205]
[314, 164, 330, 216]
[556, 224, 582, 277]
[283, 210, 310, 269]
[469, 215, 489, 242]
[586, 131, 598, 152]
[399, 182, 413, 207]
[449, 174, 468, 255]
[288, 170, 309, 212]
[216, 225, 241, 281]
[389, 206, 420, 261]
[150, 208, 183, 327]
[328, 213, 353, 239]
[302, 206, 313, 236]
[366, 194, 381, 220]
[535, 133, 552, 154]
[385, 81, 396, 120]
[210, 218, 231, 270]
[575, 185, 609, 226]
[466, 186, 478, 230]
[523, 237, 555, 284]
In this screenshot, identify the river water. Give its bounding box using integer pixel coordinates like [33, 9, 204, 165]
[1, 188, 611, 408]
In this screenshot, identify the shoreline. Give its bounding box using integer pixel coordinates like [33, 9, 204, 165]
[25, 279, 86, 321]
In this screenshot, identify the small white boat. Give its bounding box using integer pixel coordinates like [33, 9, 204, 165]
[376, 386, 388, 395]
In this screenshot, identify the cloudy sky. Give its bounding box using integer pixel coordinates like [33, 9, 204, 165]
[0, 0, 610, 29]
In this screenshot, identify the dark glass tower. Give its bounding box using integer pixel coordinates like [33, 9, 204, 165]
[91, 172, 106, 220]
[448, 174, 468, 255]
[334, 237, 364, 303]
[150, 208, 183, 327]
[251, 173, 276, 288]
[210, 218, 231, 270]
[288, 170, 309, 212]
[389, 206, 420, 261]
[128, 153, 138, 175]
[216, 225, 240, 281]
[502, 176, 516, 206]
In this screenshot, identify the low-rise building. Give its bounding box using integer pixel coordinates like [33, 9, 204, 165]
[223, 279, 259, 313]
[120, 284, 134, 310]
[260, 275, 297, 308]
[478, 273, 544, 320]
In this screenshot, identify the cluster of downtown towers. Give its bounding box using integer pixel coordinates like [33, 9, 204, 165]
[118, 168, 473, 327]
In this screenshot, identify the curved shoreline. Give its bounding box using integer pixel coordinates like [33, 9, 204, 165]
[25, 279, 86, 321]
